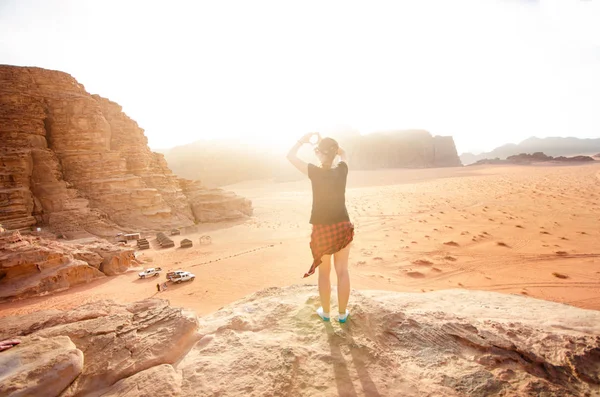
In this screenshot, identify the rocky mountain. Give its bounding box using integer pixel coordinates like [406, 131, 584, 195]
[163, 130, 462, 187]
[469, 152, 596, 166]
[461, 137, 600, 165]
[1, 285, 599, 396]
[0, 65, 252, 236]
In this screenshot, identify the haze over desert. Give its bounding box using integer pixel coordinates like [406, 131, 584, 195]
[3, 162, 599, 318]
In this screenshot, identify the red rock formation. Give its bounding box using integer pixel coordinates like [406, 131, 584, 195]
[0, 65, 252, 235]
[0, 232, 135, 301]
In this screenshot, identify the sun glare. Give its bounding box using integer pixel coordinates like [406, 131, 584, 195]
[0, 0, 598, 154]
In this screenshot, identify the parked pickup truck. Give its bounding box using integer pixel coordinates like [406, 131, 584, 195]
[166, 270, 186, 281]
[170, 271, 195, 283]
[138, 267, 162, 278]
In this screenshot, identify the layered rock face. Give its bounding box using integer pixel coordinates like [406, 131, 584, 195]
[432, 135, 462, 167]
[0, 299, 199, 396]
[0, 231, 136, 301]
[1, 286, 598, 396]
[0, 65, 251, 235]
[341, 130, 462, 169]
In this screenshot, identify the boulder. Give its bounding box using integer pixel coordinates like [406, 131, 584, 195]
[101, 364, 182, 397]
[0, 299, 200, 396]
[0, 335, 83, 397]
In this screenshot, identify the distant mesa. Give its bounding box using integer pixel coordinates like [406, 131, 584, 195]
[338, 130, 462, 169]
[461, 137, 600, 165]
[0, 65, 252, 236]
[163, 129, 462, 187]
[469, 152, 595, 166]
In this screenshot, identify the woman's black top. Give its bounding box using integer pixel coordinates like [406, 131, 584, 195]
[307, 161, 350, 225]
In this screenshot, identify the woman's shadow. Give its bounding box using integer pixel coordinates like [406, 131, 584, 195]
[323, 321, 382, 397]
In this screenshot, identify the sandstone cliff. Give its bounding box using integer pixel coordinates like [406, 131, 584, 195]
[339, 130, 462, 169]
[1, 286, 598, 396]
[0, 231, 136, 301]
[0, 65, 252, 235]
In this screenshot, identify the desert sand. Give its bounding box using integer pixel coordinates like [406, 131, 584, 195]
[1, 162, 599, 318]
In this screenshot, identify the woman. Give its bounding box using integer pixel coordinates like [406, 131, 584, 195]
[287, 132, 354, 323]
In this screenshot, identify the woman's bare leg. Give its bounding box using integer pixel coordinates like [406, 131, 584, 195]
[318, 255, 332, 314]
[334, 245, 351, 315]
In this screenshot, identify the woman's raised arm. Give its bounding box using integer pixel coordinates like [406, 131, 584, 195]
[286, 132, 318, 175]
[338, 147, 348, 165]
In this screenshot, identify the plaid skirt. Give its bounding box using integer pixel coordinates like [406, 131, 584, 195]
[303, 221, 354, 278]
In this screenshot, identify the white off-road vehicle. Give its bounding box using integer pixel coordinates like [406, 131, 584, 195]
[166, 270, 186, 281]
[170, 271, 195, 283]
[138, 267, 162, 278]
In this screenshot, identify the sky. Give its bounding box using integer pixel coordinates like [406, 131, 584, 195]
[1, 0, 599, 154]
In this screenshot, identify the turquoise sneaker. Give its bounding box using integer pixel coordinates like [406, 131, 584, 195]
[316, 307, 330, 322]
[337, 309, 349, 323]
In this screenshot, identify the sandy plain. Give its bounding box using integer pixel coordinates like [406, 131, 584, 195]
[1, 162, 599, 318]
